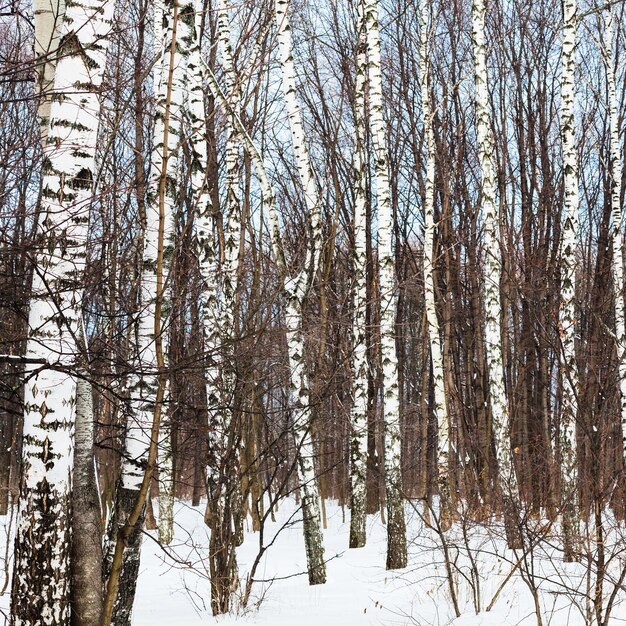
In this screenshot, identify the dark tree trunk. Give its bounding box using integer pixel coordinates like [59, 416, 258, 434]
[71, 378, 103, 626]
[103, 486, 145, 626]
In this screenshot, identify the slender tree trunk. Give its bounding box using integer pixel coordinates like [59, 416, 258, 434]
[275, 0, 327, 585]
[559, 0, 580, 561]
[361, 0, 407, 570]
[10, 0, 113, 623]
[366, 194, 381, 517]
[190, 2, 239, 613]
[71, 376, 103, 626]
[284, 294, 327, 584]
[349, 0, 369, 550]
[101, 0, 179, 618]
[471, 0, 521, 546]
[604, 10, 626, 490]
[419, 0, 451, 531]
[156, 0, 194, 548]
[103, 3, 181, 623]
[189, 10, 220, 516]
[215, 0, 245, 553]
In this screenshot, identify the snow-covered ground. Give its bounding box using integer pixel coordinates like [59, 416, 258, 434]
[2, 499, 625, 625]
[133, 500, 626, 625]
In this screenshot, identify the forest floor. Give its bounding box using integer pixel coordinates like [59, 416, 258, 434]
[2, 498, 625, 625]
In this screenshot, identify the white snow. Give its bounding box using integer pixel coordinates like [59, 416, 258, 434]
[132, 500, 626, 625]
[2, 498, 626, 625]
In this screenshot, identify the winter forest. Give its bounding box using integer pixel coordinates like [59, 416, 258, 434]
[1, 0, 626, 623]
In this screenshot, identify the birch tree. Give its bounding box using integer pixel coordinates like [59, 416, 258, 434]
[11, 0, 113, 622]
[102, 1, 187, 621]
[559, 0, 580, 561]
[155, 0, 196, 548]
[419, 0, 452, 530]
[33, 0, 66, 137]
[202, 36, 327, 584]
[274, 0, 327, 585]
[216, 0, 243, 369]
[349, 0, 369, 550]
[360, 0, 407, 569]
[114, 0, 173, 537]
[190, 1, 241, 612]
[471, 0, 521, 544]
[604, 9, 626, 487]
[207, 0, 245, 571]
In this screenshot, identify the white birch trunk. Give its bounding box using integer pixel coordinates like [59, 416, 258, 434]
[217, 0, 242, 326]
[121, 0, 173, 495]
[215, 0, 244, 549]
[115, 0, 187, 547]
[275, 0, 326, 585]
[11, 0, 113, 623]
[200, 56, 285, 269]
[34, 0, 66, 137]
[604, 10, 626, 489]
[559, 0, 580, 560]
[201, 35, 326, 585]
[103, 6, 186, 624]
[361, 0, 407, 570]
[188, 3, 222, 513]
[419, 1, 452, 529]
[284, 291, 326, 584]
[189, 4, 240, 613]
[349, 0, 369, 550]
[102, 4, 179, 621]
[471, 0, 521, 540]
[155, 0, 195, 548]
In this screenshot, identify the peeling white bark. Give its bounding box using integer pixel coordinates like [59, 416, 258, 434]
[191, 2, 241, 612]
[275, 0, 326, 585]
[558, 0, 580, 558]
[12, 0, 113, 622]
[34, 0, 66, 137]
[419, 1, 452, 527]
[360, 0, 407, 570]
[217, 0, 243, 328]
[104, 5, 190, 622]
[122, 0, 172, 494]
[604, 10, 626, 486]
[155, 0, 195, 548]
[215, 0, 244, 550]
[471, 0, 520, 517]
[188, 4, 222, 497]
[349, 0, 368, 550]
[118, 0, 191, 549]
